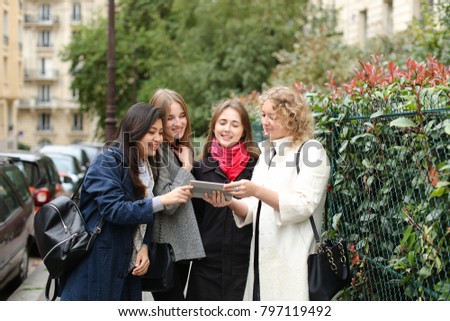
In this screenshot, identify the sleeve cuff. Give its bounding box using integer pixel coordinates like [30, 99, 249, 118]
[152, 196, 164, 213]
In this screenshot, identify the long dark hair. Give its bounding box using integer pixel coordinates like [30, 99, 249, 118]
[112, 102, 165, 199]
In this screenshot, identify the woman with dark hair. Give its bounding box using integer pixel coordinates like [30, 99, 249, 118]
[186, 99, 259, 301]
[60, 102, 192, 301]
[148, 89, 205, 301]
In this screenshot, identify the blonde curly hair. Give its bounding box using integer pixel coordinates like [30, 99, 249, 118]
[259, 86, 314, 144]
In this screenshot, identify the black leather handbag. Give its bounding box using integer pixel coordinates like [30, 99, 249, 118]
[306, 186, 351, 300]
[293, 142, 351, 300]
[141, 242, 175, 292]
[307, 235, 351, 300]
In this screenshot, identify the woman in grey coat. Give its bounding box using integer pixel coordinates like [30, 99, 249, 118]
[149, 89, 205, 300]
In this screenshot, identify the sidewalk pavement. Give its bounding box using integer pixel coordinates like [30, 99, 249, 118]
[7, 260, 155, 301]
[8, 261, 47, 301]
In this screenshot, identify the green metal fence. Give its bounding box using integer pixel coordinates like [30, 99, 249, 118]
[319, 92, 450, 300]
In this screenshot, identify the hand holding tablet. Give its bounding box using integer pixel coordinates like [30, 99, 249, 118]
[190, 180, 233, 201]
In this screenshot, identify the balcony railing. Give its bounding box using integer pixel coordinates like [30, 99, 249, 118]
[24, 14, 60, 27]
[24, 69, 59, 81]
[36, 43, 54, 51]
[17, 99, 30, 108]
[36, 99, 54, 108]
[17, 98, 59, 109]
[36, 125, 54, 132]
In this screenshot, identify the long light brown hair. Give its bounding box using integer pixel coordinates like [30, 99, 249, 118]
[149, 88, 193, 150]
[202, 99, 260, 160]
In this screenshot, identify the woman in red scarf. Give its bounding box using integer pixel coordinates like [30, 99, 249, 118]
[186, 99, 259, 300]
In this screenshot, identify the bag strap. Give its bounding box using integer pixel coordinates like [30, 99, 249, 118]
[253, 144, 278, 300]
[70, 173, 87, 201]
[294, 141, 323, 244]
[45, 275, 59, 301]
[252, 200, 262, 301]
[72, 170, 105, 233]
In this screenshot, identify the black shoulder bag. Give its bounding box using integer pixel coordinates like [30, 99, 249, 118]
[141, 214, 175, 293]
[295, 143, 352, 301]
[34, 174, 104, 300]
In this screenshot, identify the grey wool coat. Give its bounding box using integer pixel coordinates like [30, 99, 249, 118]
[153, 143, 205, 261]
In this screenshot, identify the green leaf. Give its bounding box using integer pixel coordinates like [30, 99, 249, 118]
[401, 226, 413, 246]
[370, 110, 384, 119]
[390, 117, 417, 128]
[445, 124, 450, 135]
[338, 140, 349, 153]
[436, 181, 450, 188]
[430, 187, 445, 197]
[425, 209, 442, 222]
[418, 266, 432, 278]
[408, 251, 415, 266]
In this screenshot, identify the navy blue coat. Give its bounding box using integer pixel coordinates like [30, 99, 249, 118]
[60, 147, 154, 301]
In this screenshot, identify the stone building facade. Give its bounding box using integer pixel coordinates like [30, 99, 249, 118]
[322, 0, 432, 45]
[17, 0, 104, 149]
[0, 0, 22, 150]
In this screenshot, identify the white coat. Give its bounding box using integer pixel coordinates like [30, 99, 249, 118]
[234, 136, 330, 301]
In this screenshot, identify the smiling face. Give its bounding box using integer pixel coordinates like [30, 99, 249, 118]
[213, 108, 244, 148]
[260, 100, 290, 141]
[164, 102, 187, 143]
[137, 119, 163, 158]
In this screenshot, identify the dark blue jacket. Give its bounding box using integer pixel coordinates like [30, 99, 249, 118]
[60, 146, 154, 300]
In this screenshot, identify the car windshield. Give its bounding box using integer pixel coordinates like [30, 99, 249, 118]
[48, 155, 82, 175]
[13, 161, 43, 187]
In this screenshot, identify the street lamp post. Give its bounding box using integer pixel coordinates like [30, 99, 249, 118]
[105, 0, 116, 142]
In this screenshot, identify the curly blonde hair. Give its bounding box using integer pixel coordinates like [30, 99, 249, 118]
[259, 86, 314, 144]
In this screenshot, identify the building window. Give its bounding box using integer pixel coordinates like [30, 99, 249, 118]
[40, 58, 52, 75]
[18, 21, 23, 51]
[358, 9, 368, 45]
[40, 58, 46, 75]
[38, 139, 52, 146]
[71, 30, 80, 40]
[72, 3, 82, 21]
[38, 85, 51, 102]
[384, 0, 393, 36]
[72, 87, 79, 99]
[3, 58, 7, 84]
[38, 4, 51, 21]
[72, 113, 83, 131]
[3, 10, 8, 46]
[38, 113, 51, 130]
[38, 30, 51, 47]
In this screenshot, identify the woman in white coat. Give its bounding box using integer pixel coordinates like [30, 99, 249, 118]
[204, 86, 330, 300]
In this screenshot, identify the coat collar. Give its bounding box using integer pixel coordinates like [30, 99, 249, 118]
[258, 136, 300, 159]
[196, 155, 257, 182]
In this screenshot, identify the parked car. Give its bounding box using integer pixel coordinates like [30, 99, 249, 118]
[42, 152, 84, 194]
[38, 145, 90, 171]
[74, 142, 102, 163]
[0, 151, 64, 215]
[0, 157, 35, 290]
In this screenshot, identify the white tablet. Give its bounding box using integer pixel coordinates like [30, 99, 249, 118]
[190, 180, 232, 201]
